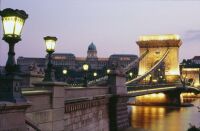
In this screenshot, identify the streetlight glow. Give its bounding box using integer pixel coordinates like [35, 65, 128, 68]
[0, 8, 28, 39]
[63, 69, 67, 75]
[83, 64, 89, 71]
[129, 72, 133, 77]
[44, 36, 57, 52]
[93, 72, 97, 77]
[107, 69, 111, 74]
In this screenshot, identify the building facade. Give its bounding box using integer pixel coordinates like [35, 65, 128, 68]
[17, 43, 138, 85]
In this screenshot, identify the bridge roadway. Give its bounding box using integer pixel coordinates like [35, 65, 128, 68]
[127, 84, 200, 97]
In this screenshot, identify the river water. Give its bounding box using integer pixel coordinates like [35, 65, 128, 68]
[128, 98, 200, 131]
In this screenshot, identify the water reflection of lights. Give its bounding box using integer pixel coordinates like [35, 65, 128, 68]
[130, 99, 200, 131]
[181, 93, 196, 98]
[131, 106, 166, 128]
[135, 93, 167, 104]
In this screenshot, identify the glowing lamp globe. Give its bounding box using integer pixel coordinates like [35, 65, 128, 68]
[63, 69, 67, 75]
[83, 64, 89, 71]
[44, 36, 57, 52]
[129, 72, 133, 77]
[93, 72, 97, 77]
[107, 69, 111, 74]
[0, 8, 28, 40]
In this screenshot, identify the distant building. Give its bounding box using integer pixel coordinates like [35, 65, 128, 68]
[180, 56, 200, 87]
[109, 54, 138, 68]
[52, 43, 138, 71]
[17, 57, 46, 72]
[17, 42, 138, 85]
[181, 68, 200, 87]
[191, 56, 200, 65]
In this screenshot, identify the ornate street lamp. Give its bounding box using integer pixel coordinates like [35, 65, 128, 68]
[0, 8, 28, 73]
[82, 64, 89, 87]
[43, 36, 57, 81]
[93, 72, 98, 83]
[0, 8, 28, 102]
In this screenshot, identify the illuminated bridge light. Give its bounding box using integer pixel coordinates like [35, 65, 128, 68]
[138, 34, 180, 41]
[182, 68, 200, 71]
[127, 86, 176, 94]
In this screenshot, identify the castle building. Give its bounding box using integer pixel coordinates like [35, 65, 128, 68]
[17, 43, 138, 86]
[50, 43, 138, 70]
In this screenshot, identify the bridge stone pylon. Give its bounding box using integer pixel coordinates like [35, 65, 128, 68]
[137, 34, 182, 84]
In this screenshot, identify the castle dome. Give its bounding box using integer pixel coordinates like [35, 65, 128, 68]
[88, 42, 96, 51]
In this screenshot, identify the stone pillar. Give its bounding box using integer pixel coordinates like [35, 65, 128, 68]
[0, 74, 31, 131]
[108, 65, 129, 131]
[33, 82, 66, 131]
[165, 89, 182, 106]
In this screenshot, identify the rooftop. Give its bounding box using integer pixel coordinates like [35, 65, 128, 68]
[138, 34, 180, 41]
[192, 56, 200, 60]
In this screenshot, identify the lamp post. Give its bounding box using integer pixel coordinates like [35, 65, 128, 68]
[82, 64, 89, 87]
[43, 36, 57, 81]
[0, 8, 28, 102]
[62, 68, 67, 83]
[0, 8, 28, 73]
[93, 72, 97, 81]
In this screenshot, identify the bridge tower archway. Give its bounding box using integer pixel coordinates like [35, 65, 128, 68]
[137, 34, 182, 84]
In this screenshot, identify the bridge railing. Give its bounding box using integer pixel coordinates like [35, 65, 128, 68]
[127, 83, 176, 91]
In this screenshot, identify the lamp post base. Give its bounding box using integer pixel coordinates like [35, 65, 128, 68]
[0, 74, 26, 103]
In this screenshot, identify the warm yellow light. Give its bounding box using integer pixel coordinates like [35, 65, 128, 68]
[139, 34, 180, 41]
[182, 68, 200, 72]
[107, 69, 111, 74]
[158, 93, 165, 98]
[0, 8, 28, 38]
[93, 72, 97, 77]
[194, 82, 200, 87]
[2, 16, 24, 37]
[151, 94, 157, 97]
[129, 72, 133, 77]
[167, 70, 180, 75]
[83, 64, 89, 71]
[44, 36, 57, 52]
[62, 69, 67, 75]
[152, 79, 157, 83]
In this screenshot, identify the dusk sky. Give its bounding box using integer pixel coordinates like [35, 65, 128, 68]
[0, 0, 200, 65]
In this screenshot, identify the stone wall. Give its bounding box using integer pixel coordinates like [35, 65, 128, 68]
[24, 91, 52, 130]
[65, 86, 109, 99]
[64, 97, 109, 131]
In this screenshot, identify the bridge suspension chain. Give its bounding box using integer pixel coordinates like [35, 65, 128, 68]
[126, 48, 170, 85]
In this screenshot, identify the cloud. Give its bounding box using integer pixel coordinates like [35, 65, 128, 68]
[182, 30, 200, 42]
